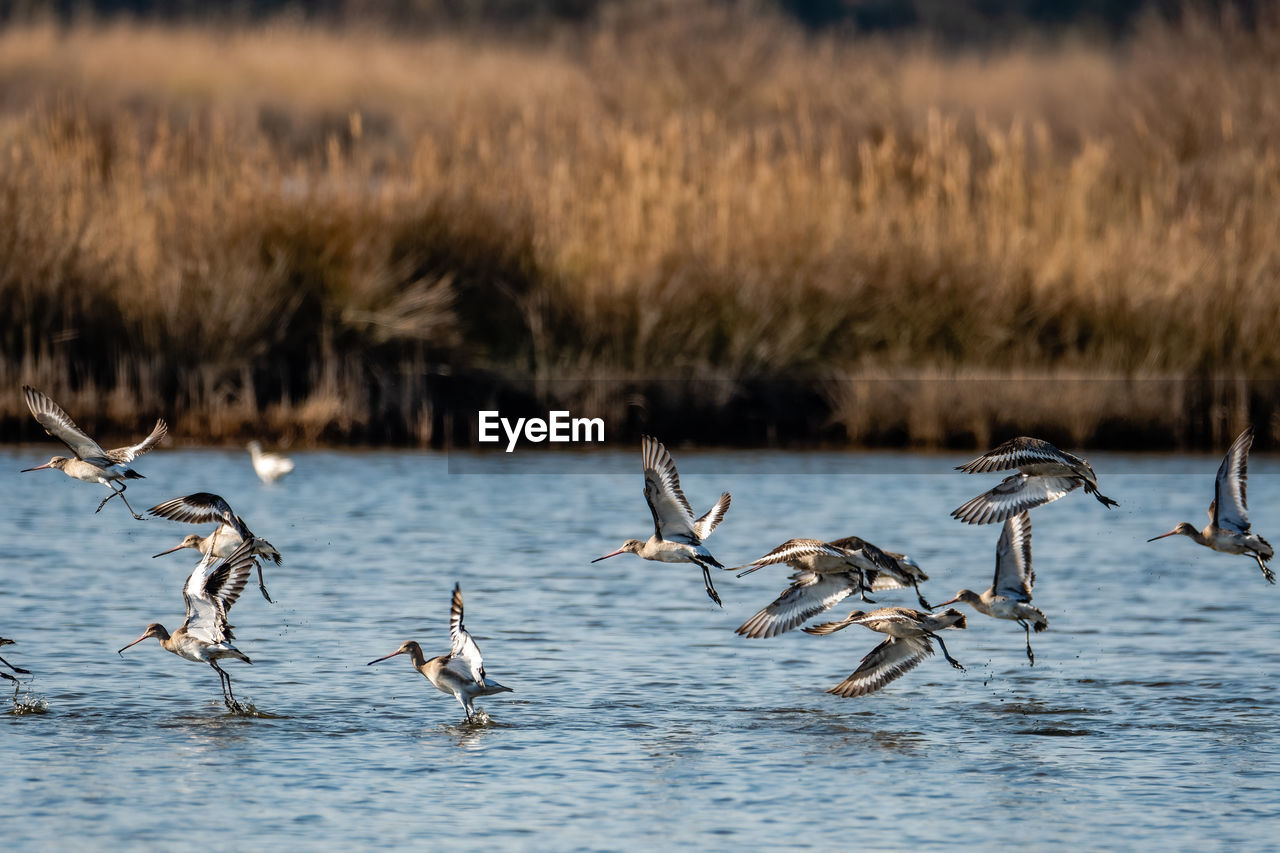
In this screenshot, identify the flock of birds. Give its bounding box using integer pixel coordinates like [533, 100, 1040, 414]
[3, 385, 1275, 721]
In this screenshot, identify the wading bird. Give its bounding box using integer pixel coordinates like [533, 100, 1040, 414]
[803, 607, 967, 697]
[592, 435, 731, 606]
[1148, 426, 1274, 583]
[0, 637, 29, 684]
[20, 385, 167, 520]
[149, 492, 283, 602]
[733, 536, 932, 606]
[952, 436, 1118, 525]
[367, 584, 513, 722]
[118, 541, 259, 711]
[937, 512, 1048, 665]
[247, 441, 294, 485]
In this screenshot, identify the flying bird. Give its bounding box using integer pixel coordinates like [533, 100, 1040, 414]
[367, 584, 513, 722]
[937, 512, 1048, 664]
[20, 385, 166, 520]
[592, 435, 731, 606]
[1148, 426, 1274, 583]
[951, 436, 1117, 525]
[149, 492, 283, 602]
[118, 540, 260, 711]
[803, 607, 967, 697]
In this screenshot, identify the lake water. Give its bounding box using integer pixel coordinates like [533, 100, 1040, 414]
[3, 444, 1278, 849]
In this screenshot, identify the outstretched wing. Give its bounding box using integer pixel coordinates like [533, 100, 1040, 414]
[956, 437, 1072, 474]
[951, 474, 1079, 525]
[641, 436, 698, 543]
[993, 512, 1034, 599]
[827, 636, 933, 698]
[1213, 427, 1254, 534]
[449, 584, 486, 684]
[732, 539, 846, 576]
[692, 492, 731, 540]
[108, 419, 167, 463]
[22, 385, 109, 463]
[826, 536, 900, 574]
[735, 572, 862, 639]
[148, 492, 250, 537]
[183, 541, 255, 644]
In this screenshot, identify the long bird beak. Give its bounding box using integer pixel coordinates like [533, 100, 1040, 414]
[934, 597, 962, 607]
[1147, 530, 1179, 542]
[117, 634, 150, 655]
[367, 650, 405, 665]
[734, 565, 763, 578]
[590, 549, 625, 563]
[152, 543, 186, 558]
[19, 462, 53, 472]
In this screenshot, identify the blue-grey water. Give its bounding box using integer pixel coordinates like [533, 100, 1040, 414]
[3, 444, 1278, 849]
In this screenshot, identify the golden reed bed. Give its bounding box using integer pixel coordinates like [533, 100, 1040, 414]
[0, 6, 1276, 447]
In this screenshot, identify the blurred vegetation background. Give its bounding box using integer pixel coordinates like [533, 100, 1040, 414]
[0, 0, 1276, 448]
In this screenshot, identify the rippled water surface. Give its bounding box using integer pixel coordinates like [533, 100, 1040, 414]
[3, 444, 1279, 849]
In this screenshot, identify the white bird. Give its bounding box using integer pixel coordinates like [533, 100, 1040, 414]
[118, 540, 259, 711]
[592, 435, 731, 606]
[803, 607, 967, 697]
[367, 584, 513, 722]
[937, 512, 1048, 664]
[951, 436, 1117, 525]
[1148, 426, 1274, 583]
[20, 385, 166, 520]
[247, 440, 294, 484]
[148, 492, 283, 602]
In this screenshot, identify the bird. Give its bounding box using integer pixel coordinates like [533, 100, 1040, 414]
[148, 493, 283, 602]
[118, 540, 259, 711]
[367, 584, 513, 722]
[733, 536, 932, 605]
[19, 385, 167, 520]
[951, 436, 1118, 525]
[591, 435, 731, 606]
[1148, 426, 1274, 583]
[0, 637, 29, 684]
[247, 441, 294, 485]
[936, 511, 1048, 665]
[802, 607, 967, 697]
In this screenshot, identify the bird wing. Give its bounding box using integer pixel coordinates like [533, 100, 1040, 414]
[826, 536, 901, 574]
[449, 584, 486, 684]
[1213, 427, 1254, 533]
[692, 492, 731, 540]
[182, 541, 255, 644]
[827, 636, 933, 698]
[950, 474, 1079, 525]
[147, 492, 249, 536]
[992, 512, 1034, 599]
[22, 385, 110, 463]
[641, 435, 698, 543]
[955, 436, 1073, 474]
[731, 539, 846, 575]
[734, 572, 861, 638]
[107, 419, 167, 464]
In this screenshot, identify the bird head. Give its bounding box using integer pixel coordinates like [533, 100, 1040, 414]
[118, 623, 169, 654]
[1148, 522, 1196, 542]
[591, 539, 644, 562]
[20, 456, 69, 473]
[152, 535, 204, 558]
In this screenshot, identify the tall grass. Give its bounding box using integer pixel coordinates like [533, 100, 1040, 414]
[1, 5, 1277, 447]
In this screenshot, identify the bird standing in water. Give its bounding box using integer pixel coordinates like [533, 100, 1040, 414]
[367, 584, 513, 722]
[1148, 426, 1274, 583]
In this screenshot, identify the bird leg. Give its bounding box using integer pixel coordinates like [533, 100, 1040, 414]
[212, 662, 240, 711]
[699, 563, 723, 607]
[0, 655, 30, 675]
[1254, 555, 1276, 585]
[255, 563, 274, 604]
[1018, 620, 1035, 666]
[97, 483, 147, 521]
[927, 632, 965, 672]
[857, 570, 876, 604]
[913, 580, 932, 611]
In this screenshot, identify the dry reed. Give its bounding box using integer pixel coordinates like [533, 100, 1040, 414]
[0, 5, 1277, 447]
